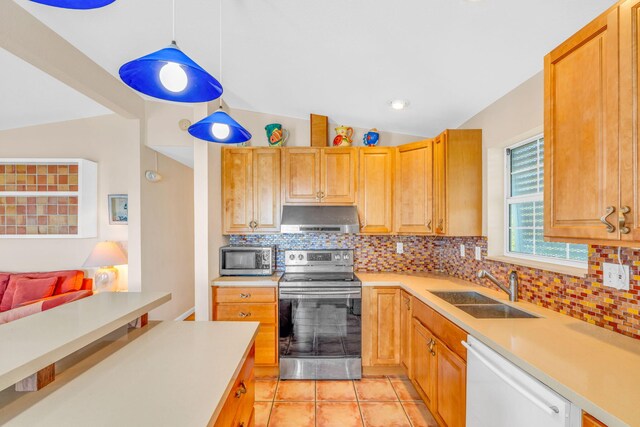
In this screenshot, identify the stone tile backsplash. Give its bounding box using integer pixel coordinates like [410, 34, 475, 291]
[230, 233, 640, 341]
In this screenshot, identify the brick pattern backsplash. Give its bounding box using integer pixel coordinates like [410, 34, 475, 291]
[0, 162, 80, 236]
[230, 233, 640, 341]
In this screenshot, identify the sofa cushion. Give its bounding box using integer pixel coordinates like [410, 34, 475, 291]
[11, 277, 58, 309]
[0, 270, 84, 312]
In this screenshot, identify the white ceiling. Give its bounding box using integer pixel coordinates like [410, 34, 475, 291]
[11, 0, 618, 136]
[0, 48, 111, 131]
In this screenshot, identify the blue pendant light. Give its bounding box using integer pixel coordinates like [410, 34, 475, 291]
[118, 0, 222, 103]
[189, 108, 251, 143]
[189, 0, 251, 144]
[30, 0, 115, 9]
[119, 41, 222, 103]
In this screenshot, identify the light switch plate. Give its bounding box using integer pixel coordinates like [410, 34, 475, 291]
[460, 244, 465, 257]
[396, 242, 404, 254]
[475, 247, 482, 261]
[603, 262, 630, 290]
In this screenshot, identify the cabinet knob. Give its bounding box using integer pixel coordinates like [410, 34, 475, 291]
[239, 293, 251, 299]
[235, 381, 247, 398]
[600, 206, 616, 233]
[238, 312, 251, 318]
[619, 206, 631, 235]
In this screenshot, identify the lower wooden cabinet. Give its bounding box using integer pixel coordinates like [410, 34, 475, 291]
[213, 287, 278, 367]
[400, 290, 412, 373]
[411, 298, 468, 427]
[214, 345, 255, 427]
[368, 287, 402, 365]
[582, 412, 608, 427]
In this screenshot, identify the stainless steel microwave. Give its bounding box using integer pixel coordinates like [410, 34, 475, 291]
[219, 246, 274, 276]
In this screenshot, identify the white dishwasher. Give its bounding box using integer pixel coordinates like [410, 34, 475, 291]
[464, 336, 580, 427]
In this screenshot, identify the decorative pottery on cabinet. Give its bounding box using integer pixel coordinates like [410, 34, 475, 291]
[265, 123, 289, 147]
[333, 125, 354, 147]
[363, 128, 380, 146]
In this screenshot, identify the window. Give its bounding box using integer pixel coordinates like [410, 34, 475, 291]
[505, 136, 587, 266]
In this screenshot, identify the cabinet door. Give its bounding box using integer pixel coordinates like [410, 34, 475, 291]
[222, 148, 254, 234]
[400, 291, 412, 374]
[433, 134, 447, 235]
[395, 140, 433, 234]
[544, 8, 620, 241]
[620, 0, 640, 243]
[282, 148, 321, 203]
[370, 288, 401, 365]
[435, 339, 466, 427]
[411, 318, 437, 408]
[253, 149, 281, 232]
[358, 148, 394, 233]
[582, 412, 608, 427]
[321, 147, 357, 204]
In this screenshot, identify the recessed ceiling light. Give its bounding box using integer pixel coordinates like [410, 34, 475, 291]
[390, 100, 409, 110]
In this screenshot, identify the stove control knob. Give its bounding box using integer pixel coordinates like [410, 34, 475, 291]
[298, 254, 304, 260]
[343, 254, 350, 260]
[334, 254, 341, 260]
[289, 254, 295, 260]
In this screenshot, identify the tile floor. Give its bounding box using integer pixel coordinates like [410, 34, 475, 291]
[254, 376, 438, 427]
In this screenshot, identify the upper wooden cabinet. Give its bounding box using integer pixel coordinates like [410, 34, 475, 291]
[222, 148, 281, 234]
[544, 6, 620, 243]
[358, 147, 395, 233]
[433, 130, 483, 237]
[282, 147, 357, 205]
[395, 140, 434, 234]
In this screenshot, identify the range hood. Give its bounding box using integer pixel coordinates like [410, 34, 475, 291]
[281, 206, 360, 233]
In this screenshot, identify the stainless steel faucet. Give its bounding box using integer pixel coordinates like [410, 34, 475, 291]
[477, 270, 519, 302]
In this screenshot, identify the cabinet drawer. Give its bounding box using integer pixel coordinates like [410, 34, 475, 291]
[413, 298, 467, 361]
[215, 287, 276, 304]
[214, 345, 255, 427]
[256, 324, 277, 366]
[216, 303, 277, 323]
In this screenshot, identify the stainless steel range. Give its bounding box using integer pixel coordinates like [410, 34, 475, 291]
[278, 249, 362, 380]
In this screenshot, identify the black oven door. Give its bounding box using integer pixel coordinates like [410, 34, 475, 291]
[278, 287, 361, 380]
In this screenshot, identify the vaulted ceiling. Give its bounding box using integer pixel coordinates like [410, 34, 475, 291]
[5, 0, 618, 135]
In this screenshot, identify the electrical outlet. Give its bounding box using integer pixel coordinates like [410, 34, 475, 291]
[460, 244, 465, 257]
[603, 262, 630, 290]
[396, 242, 404, 254]
[475, 247, 482, 261]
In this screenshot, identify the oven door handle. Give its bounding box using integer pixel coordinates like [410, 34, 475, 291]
[279, 290, 361, 299]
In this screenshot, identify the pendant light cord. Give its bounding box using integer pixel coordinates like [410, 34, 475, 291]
[172, 0, 176, 42]
[218, 0, 223, 108]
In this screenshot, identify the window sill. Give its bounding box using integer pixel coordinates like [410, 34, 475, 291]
[485, 255, 588, 278]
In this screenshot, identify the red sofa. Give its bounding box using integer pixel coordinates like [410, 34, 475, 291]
[0, 270, 93, 324]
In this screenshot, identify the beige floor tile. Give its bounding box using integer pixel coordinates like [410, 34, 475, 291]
[390, 379, 422, 401]
[316, 380, 357, 401]
[401, 402, 439, 427]
[354, 378, 398, 401]
[254, 401, 273, 427]
[268, 402, 315, 427]
[359, 402, 411, 427]
[274, 380, 315, 401]
[316, 402, 363, 427]
[256, 379, 278, 401]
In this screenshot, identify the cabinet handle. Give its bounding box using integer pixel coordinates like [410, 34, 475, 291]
[619, 206, 631, 235]
[316, 191, 321, 201]
[249, 220, 257, 229]
[600, 206, 616, 233]
[238, 312, 251, 318]
[235, 381, 247, 398]
[320, 191, 325, 199]
[404, 297, 410, 310]
[436, 219, 444, 232]
[427, 220, 432, 231]
[239, 293, 251, 299]
[428, 339, 436, 356]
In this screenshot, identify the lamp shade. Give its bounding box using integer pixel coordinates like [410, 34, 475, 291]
[188, 109, 252, 144]
[83, 241, 128, 268]
[119, 42, 223, 103]
[30, 0, 115, 9]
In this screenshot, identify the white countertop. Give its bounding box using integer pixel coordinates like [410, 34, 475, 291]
[0, 321, 259, 427]
[0, 291, 170, 391]
[212, 274, 281, 287]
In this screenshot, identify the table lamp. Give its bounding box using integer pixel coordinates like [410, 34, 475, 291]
[83, 241, 128, 292]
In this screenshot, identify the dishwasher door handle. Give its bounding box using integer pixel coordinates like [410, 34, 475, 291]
[461, 340, 559, 416]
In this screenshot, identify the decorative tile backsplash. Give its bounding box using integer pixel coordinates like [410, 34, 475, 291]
[230, 234, 640, 341]
[0, 162, 80, 236]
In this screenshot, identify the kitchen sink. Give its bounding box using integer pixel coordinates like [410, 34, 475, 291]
[429, 291, 539, 319]
[430, 291, 498, 305]
[455, 304, 538, 319]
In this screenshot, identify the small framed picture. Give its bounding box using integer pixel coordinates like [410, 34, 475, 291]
[108, 194, 128, 225]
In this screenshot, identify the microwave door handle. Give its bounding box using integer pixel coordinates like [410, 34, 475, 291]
[461, 341, 559, 415]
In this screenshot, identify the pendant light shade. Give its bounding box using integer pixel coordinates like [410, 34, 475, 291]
[119, 42, 223, 103]
[30, 0, 115, 9]
[188, 109, 252, 144]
